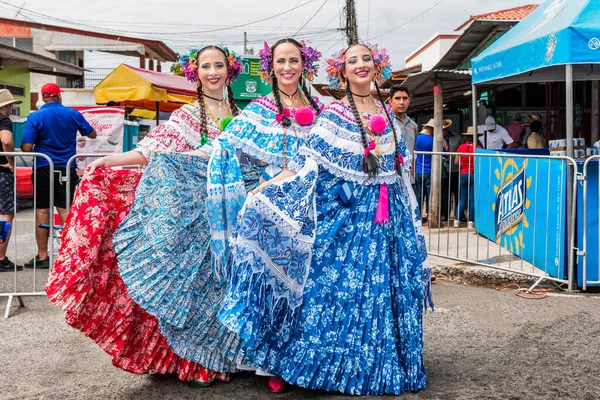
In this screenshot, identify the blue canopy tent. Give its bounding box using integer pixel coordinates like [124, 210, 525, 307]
[469, 0, 600, 291]
[470, 0, 600, 155]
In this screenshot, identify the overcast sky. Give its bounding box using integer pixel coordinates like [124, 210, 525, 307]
[0, 0, 533, 81]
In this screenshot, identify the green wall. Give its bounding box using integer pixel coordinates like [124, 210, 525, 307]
[0, 66, 30, 116]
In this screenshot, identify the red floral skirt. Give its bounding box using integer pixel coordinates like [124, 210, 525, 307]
[45, 168, 228, 383]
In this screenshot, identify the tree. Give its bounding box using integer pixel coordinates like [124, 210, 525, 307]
[171, 63, 184, 76]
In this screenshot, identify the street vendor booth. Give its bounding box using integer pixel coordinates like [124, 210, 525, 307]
[94, 64, 197, 114]
[470, 0, 600, 289]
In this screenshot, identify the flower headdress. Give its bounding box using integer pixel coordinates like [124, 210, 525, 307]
[325, 43, 392, 90]
[178, 45, 244, 85]
[258, 40, 321, 84]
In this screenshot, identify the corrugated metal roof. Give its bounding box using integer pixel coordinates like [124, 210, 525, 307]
[433, 20, 516, 70]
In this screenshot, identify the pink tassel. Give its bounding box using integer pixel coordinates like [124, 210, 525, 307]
[364, 140, 376, 158]
[374, 183, 389, 225]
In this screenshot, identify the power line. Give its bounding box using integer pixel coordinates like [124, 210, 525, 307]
[370, 0, 446, 39]
[322, 37, 344, 55]
[0, 0, 320, 36]
[312, 9, 342, 37]
[266, 0, 303, 36]
[366, 0, 371, 41]
[293, 0, 329, 37]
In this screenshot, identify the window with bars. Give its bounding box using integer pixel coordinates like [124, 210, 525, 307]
[0, 83, 25, 97]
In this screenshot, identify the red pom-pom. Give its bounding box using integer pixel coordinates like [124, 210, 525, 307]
[369, 115, 387, 134]
[295, 107, 315, 126]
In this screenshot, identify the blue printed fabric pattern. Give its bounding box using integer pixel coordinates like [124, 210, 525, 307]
[206, 96, 319, 283]
[205, 139, 248, 284]
[219, 158, 318, 339]
[218, 101, 430, 395]
[113, 152, 241, 372]
[219, 97, 317, 169]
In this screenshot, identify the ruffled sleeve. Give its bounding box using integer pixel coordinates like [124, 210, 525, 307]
[218, 97, 311, 168]
[292, 102, 399, 185]
[135, 103, 208, 159]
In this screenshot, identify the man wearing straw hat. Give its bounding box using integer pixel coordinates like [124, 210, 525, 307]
[415, 118, 435, 222]
[21, 83, 97, 269]
[441, 119, 461, 222]
[0, 89, 23, 272]
[522, 112, 545, 147]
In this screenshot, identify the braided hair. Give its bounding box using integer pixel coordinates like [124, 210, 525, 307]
[300, 77, 321, 115]
[226, 82, 240, 116]
[271, 76, 292, 127]
[346, 83, 379, 178]
[196, 82, 209, 146]
[270, 38, 322, 127]
[375, 83, 402, 175]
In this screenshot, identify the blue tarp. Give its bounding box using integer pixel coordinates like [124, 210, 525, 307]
[472, 0, 600, 84]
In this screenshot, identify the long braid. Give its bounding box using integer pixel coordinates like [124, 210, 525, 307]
[272, 76, 292, 127]
[300, 77, 321, 116]
[226, 82, 239, 116]
[347, 84, 379, 178]
[375, 83, 402, 175]
[196, 82, 209, 146]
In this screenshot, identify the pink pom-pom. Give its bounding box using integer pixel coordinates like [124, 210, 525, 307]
[295, 107, 315, 126]
[369, 115, 387, 134]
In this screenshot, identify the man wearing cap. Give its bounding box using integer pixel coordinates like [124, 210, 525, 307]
[441, 119, 461, 222]
[414, 119, 435, 222]
[477, 116, 518, 150]
[505, 113, 524, 144]
[21, 83, 97, 269]
[0, 89, 23, 272]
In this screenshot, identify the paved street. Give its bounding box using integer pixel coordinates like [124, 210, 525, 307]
[2, 282, 599, 400]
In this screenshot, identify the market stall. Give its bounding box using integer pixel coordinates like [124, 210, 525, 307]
[470, 0, 600, 289]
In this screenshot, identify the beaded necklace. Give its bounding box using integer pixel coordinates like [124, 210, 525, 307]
[281, 92, 309, 167]
[358, 100, 395, 156]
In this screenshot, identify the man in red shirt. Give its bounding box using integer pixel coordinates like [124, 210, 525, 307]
[454, 126, 481, 228]
[505, 113, 524, 144]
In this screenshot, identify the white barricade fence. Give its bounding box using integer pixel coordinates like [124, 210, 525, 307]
[414, 150, 578, 290]
[65, 153, 112, 211]
[0, 152, 54, 318]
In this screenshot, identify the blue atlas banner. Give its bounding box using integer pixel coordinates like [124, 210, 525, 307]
[475, 149, 567, 279]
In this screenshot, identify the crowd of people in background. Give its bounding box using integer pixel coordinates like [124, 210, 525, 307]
[389, 84, 549, 227]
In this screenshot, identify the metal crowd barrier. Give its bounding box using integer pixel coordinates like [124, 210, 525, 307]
[65, 153, 111, 211]
[581, 155, 600, 291]
[2, 153, 136, 318]
[0, 152, 54, 319]
[414, 150, 578, 290]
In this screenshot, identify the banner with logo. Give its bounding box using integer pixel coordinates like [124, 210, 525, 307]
[475, 149, 567, 279]
[74, 107, 125, 173]
[230, 57, 272, 101]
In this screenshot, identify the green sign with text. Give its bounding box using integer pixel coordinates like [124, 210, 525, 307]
[230, 57, 272, 100]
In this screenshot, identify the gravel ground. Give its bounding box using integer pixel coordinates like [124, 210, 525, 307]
[2, 282, 599, 400]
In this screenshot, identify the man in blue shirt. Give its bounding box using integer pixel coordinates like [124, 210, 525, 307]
[21, 83, 97, 268]
[414, 119, 434, 222]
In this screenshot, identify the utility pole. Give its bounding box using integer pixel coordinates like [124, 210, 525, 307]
[430, 77, 444, 229]
[243, 32, 249, 55]
[345, 0, 358, 45]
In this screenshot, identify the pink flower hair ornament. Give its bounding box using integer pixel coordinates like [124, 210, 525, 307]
[325, 43, 392, 90]
[178, 45, 243, 85]
[258, 40, 321, 84]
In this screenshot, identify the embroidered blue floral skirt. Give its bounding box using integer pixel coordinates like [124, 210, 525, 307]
[219, 169, 427, 395]
[114, 152, 261, 372]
